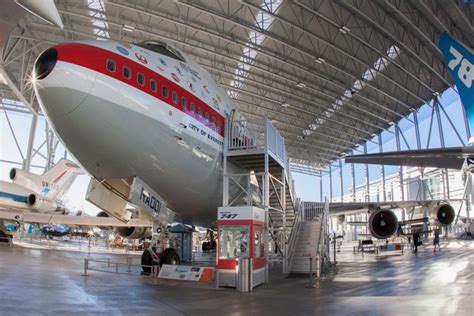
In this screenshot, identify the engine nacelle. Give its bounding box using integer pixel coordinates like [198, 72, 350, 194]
[96, 211, 151, 238]
[368, 209, 398, 239]
[9, 168, 41, 190]
[432, 204, 455, 226]
[115, 226, 151, 239]
[27, 194, 65, 213]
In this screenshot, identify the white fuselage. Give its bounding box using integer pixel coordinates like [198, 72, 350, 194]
[0, 181, 35, 211]
[33, 40, 236, 225]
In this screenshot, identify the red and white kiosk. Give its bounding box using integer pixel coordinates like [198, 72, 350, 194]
[216, 206, 267, 288]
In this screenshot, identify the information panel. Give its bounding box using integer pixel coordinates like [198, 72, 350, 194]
[158, 264, 214, 282]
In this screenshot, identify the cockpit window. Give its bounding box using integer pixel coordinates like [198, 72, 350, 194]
[135, 41, 185, 62]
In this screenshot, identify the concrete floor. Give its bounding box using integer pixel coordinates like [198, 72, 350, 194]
[0, 240, 473, 316]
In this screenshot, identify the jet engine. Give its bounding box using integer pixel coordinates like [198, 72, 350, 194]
[115, 226, 151, 239]
[27, 194, 65, 213]
[97, 211, 151, 239]
[9, 168, 40, 189]
[432, 204, 455, 225]
[368, 209, 398, 239]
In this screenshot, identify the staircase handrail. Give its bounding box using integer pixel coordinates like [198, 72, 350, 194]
[286, 199, 303, 270]
[315, 198, 330, 276]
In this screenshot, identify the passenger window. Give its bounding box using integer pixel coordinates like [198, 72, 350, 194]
[162, 86, 168, 97]
[172, 91, 178, 104]
[137, 73, 145, 86]
[198, 108, 203, 117]
[205, 112, 210, 122]
[123, 66, 131, 79]
[190, 102, 195, 113]
[182, 97, 187, 110]
[150, 79, 157, 92]
[217, 121, 222, 132]
[106, 59, 116, 72]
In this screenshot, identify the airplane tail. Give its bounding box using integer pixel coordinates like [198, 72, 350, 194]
[438, 32, 474, 142]
[40, 159, 84, 200]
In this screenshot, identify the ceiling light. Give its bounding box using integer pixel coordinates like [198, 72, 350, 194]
[270, 119, 278, 124]
[315, 57, 325, 64]
[281, 102, 290, 107]
[339, 26, 350, 34]
[388, 121, 395, 126]
[303, 130, 312, 136]
[296, 82, 306, 88]
[371, 133, 377, 137]
[433, 91, 440, 97]
[355, 143, 360, 147]
[309, 123, 317, 130]
[122, 24, 135, 32]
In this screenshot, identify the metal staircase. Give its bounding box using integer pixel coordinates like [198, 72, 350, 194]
[222, 115, 297, 275]
[289, 220, 322, 273]
[287, 201, 330, 274]
[222, 115, 330, 277]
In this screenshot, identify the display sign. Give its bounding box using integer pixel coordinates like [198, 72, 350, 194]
[217, 206, 265, 222]
[158, 264, 214, 282]
[129, 177, 176, 224]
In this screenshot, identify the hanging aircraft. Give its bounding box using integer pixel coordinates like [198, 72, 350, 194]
[0, 158, 84, 213]
[345, 32, 474, 171]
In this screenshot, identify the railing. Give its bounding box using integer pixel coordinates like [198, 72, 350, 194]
[315, 199, 330, 278]
[265, 118, 287, 167]
[83, 257, 160, 278]
[226, 116, 288, 167]
[227, 118, 263, 151]
[301, 201, 324, 221]
[286, 200, 303, 273]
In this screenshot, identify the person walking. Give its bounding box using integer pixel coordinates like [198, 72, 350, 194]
[413, 231, 421, 253]
[433, 229, 441, 252]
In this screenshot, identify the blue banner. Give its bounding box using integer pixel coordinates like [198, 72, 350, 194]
[438, 32, 474, 141]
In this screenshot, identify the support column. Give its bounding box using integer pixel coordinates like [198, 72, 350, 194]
[395, 125, 405, 201]
[263, 117, 270, 283]
[329, 165, 333, 202]
[23, 113, 38, 171]
[364, 144, 369, 202]
[378, 134, 386, 202]
[222, 118, 230, 206]
[351, 163, 356, 202]
[282, 168, 287, 274]
[319, 173, 323, 203]
[339, 159, 343, 202]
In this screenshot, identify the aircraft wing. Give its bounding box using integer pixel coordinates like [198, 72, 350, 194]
[344, 147, 474, 169]
[329, 200, 444, 215]
[0, 209, 152, 228]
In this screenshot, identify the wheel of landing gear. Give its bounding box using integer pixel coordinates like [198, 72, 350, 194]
[141, 247, 158, 274]
[161, 248, 180, 265]
[0, 230, 8, 243]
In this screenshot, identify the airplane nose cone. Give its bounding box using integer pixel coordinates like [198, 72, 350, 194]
[34, 47, 57, 80]
[33, 44, 97, 119]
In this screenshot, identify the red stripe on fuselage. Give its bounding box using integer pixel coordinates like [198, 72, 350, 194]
[54, 42, 225, 137]
[52, 170, 67, 183]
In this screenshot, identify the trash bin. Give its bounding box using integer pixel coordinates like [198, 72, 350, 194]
[236, 257, 253, 292]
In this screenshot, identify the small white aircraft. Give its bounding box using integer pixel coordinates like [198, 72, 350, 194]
[0, 159, 84, 213]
